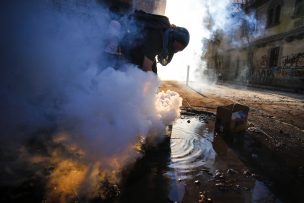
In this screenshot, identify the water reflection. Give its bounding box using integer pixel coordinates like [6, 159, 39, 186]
[120, 116, 283, 203]
[252, 180, 282, 203]
[167, 117, 216, 180]
[166, 116, 282, 203]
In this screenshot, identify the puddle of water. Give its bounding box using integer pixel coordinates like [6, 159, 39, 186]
[119, 115, 284, 203]
[252, 180, 281, 203]
[166, 116, 282, 203]
[166, 117, 215, 180]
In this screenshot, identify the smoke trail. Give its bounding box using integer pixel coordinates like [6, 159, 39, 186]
[0, 1, 182, 201]
[202, 0, 265, 83]
[161, 0, 263, 83]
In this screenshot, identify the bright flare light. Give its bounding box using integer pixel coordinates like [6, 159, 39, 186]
[158, 0, 209, 81]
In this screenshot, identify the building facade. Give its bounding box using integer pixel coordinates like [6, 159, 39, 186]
[206, 0, 304, 90]
[132, 0, 166, 15]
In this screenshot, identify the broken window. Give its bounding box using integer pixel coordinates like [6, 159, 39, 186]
[267, 8, 274, 26]
[269, 47, 280, 67]
[267, 0, 283, 27]
[294, 0, 304, 17]
[274, 5, 281, 24]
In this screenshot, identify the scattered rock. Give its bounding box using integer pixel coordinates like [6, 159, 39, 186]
[199, 191, 206, 202]
[187, 120, 191, 123]
[194, 180, 200, 184]
[207, 198, 213, 203]
[248, 127, 258, 132]
[214, 171, 221, 178]
[112, 184, 120, 197]
[226, 168, 238, 174]
[275, 142, 283, 148]
[248, 122, 255, 127]
[243, 170, 251, 176]
[215, 182, 225, 190]
[178, 178, 182, 182]
[202, 168, 209, 172]
[243, 186, 250, 191]
[215, 182, 225, 187]
[199, 191, 205, 195]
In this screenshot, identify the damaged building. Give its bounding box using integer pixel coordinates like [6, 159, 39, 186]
[205, 0, 304, 91]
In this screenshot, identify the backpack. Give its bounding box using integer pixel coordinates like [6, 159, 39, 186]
[129, 10, 171, 30]
[120, 10, 172, 72]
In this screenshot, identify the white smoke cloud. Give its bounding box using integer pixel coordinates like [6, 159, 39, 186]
[161, 0, 263, 83]
[0, 2, 183, 199]
[155, 90, 182, 124]
[0, 0, 181, 145]
[61, 66, 182, 157]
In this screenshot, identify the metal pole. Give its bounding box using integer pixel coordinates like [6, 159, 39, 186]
[186, 65, 190, 86]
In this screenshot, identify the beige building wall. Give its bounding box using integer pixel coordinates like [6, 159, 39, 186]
[255, 0, 304, 37]
[132, 0, 166, 15]
[208, 0, 304, 89]
[223, 49, 248, 81]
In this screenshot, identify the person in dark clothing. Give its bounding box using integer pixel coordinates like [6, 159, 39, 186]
[120, 11, 190, 74]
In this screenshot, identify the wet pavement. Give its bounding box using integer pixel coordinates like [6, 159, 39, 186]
[1, 113, 302, 202]
[119, 114, 286, 203]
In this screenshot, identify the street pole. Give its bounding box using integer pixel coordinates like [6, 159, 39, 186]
[186, 65, 190, 86]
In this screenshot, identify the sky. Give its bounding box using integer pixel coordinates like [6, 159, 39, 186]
[158, 0, 207, 82]
[158, 0, 249, 83]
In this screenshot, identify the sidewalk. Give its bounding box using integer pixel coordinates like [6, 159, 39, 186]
[217, 80, 304, 94]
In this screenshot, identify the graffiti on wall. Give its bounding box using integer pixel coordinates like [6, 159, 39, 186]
[281, 52, 304, 67]
[252, 68, 274, 83]
[258, 55, 268, 67]
[272, 67, 304, 79]
[252, 67, 304, 83]
[252, 52, 304, 83]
